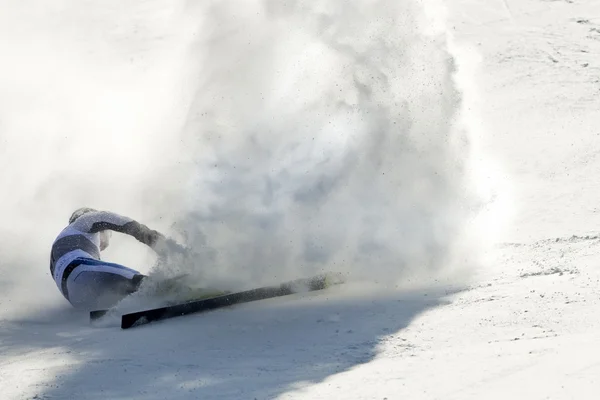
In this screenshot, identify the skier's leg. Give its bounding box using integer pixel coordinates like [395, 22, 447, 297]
[65, 259, 146, 310]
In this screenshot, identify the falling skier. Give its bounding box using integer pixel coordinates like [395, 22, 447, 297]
[49, 207, 171, 311]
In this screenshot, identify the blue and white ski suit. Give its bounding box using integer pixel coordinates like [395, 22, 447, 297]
[50, 211, 161, 310]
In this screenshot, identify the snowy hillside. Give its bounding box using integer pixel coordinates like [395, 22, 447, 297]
[2, 0, 600, 399]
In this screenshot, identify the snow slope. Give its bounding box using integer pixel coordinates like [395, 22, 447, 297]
[2, 0, 600, 399]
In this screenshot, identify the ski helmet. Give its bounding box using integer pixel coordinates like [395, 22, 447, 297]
[69, 207, 97, 224]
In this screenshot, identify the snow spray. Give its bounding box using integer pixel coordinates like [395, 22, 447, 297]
[168, 0, 495, 290]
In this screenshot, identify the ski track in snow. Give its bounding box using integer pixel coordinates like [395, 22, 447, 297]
[2, 0, 600, 399]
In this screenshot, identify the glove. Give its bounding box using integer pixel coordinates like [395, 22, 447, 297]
[136, 224, 165, 248]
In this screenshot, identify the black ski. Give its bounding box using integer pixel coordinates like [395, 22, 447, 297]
[93, 273, 343, 329]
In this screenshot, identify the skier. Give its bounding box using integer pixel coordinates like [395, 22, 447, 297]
[50, 207, 168, 311]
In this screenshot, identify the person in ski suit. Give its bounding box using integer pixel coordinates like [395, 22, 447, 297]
[50, 207, 166, 311]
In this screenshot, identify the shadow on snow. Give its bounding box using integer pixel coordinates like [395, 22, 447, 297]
[1, 283, 463, 400]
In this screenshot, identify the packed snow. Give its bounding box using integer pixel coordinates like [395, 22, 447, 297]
[1, 0, 600, 399]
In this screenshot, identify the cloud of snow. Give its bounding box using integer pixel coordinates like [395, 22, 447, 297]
[0, 0, 504, 318]
[165, 0, 497, 291]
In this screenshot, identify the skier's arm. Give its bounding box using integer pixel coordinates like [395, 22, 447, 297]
[75, 210, 164, 248]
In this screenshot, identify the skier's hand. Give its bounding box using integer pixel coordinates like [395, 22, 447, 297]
[137, 225, 165, 248]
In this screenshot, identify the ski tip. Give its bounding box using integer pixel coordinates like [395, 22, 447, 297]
[320, 271, 347, 286]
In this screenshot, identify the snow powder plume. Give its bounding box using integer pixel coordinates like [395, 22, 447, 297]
[165, 0, 496, 291]
[0, 0, 502, 319]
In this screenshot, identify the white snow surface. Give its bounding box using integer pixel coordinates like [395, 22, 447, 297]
[2, 0, 600, 399]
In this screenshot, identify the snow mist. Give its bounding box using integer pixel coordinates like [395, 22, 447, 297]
[0, 1, 192, 317]
[0, 0, 496, 319]
[167, 0, 489, 291]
